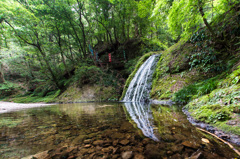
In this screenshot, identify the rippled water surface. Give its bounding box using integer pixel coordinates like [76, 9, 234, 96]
[0, 103, 238, 158]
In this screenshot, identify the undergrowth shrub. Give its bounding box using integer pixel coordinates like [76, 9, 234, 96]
[33, 80, 58, 97]
[0, 82, 20, 98]
[124, 57, 139, 75]
[12, 89, 61, 103]
[173, 77, 218, 104]
[188, 30, 226, 73]
[73, 65, 104, 86]
[70, 65, 122, 89]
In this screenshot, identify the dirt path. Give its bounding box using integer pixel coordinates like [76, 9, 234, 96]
[0, 101, 56, 114]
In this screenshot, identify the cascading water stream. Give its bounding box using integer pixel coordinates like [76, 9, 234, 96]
[123, 54, 159, 102]
[123, 54, 160, 141]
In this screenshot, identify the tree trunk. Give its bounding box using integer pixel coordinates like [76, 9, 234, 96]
[0, 63, 5, 83]
[37, 45, 63, 90]
[76, 0, 87, 57]
[112, 11, 118, 43]
[56, 24, 70, 76]
[198, 5, 215, 38]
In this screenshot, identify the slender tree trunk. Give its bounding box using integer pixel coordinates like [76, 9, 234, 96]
[69, 20, 85, 57]
[37, 45, 63, 90]
[0, 63, 5, 83]
[112, 11, 118, 43]
[134, 23, 139, 37]
[96, 19, 114, 46]
[76, 0, 87, 57]
[127, 18, 130, 40]
[121, 18, 126, 41]
[198, 4, 215, 38]
[25, 54, 34, 78]
[62, 8, 85, 58]
[63, 33, 75, 63]
[56, 25, 70, 76]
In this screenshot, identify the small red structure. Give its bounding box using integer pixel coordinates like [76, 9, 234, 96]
[108, 53, 112, 62]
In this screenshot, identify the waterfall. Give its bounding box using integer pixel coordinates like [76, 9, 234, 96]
[122, 54, 160, 141]
[123, 54, 159, 102]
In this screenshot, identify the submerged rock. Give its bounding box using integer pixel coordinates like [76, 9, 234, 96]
[189, 150, 203, 159]
[134, 153, 145, 159]
[83, 144, 91, 148]
[93, 140, 104, 146]
[181, 141, 200, 149]
[121, 151, 133, 159]
[120, 139, 130, 145]
[101, 146, 114, 153]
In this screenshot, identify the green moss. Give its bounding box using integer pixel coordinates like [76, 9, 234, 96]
[152, 39, 188, 84]
[151, 75, 178, 99]
[57, 84, 118, 103]
[150, 38, 208, 100]
[214, 121, 240, 136]
[188, 104, 232, 124]
[219, 66, 240, 87]
[95, 86, 118, 101]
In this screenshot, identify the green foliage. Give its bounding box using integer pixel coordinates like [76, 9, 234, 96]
[12, 90, 61, 103]
[142, 38, 169, 52]
[124, 57, 140, 75]
[173, 77, 218, 104]
[188, 30, 226, 73]
[0, 81, 20, 98]
[74, 65, 104, 86]
[167, 0, 238, 39]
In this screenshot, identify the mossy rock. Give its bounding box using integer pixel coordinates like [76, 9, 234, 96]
[57, 84, 118, 103]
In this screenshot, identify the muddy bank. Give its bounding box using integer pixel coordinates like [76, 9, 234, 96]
[182, 107, 240, 146]
[0, 101, 55, 114]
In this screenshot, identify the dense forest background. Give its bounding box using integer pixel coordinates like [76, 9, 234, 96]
[0, 0, 239, 102]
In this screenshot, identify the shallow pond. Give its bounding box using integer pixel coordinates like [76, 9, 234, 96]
[0, 102, 238, 159]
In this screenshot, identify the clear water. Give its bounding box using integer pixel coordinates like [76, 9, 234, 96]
[0, 103, 238, 159]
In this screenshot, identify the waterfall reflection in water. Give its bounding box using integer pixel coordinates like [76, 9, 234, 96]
[124, 102, 159, 141]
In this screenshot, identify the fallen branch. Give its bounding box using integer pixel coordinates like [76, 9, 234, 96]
[197, 127, 240, 156]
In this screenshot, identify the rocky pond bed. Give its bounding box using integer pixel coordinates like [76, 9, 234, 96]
[0, 102, 239, 159]
[23, 125, 237, 159]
